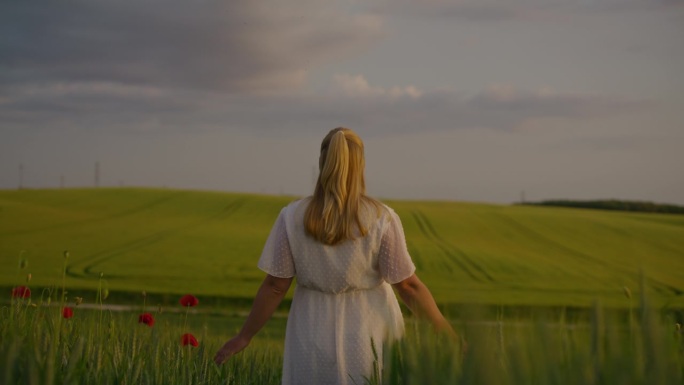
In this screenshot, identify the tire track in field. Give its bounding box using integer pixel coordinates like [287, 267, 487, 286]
[591, 219, 684, 257]
[75, 198, 246, 278]
[494, 213, 682, 297]
[410, 210, 494, 283]
[66, 198, 247, 280]
[1, 191, 185, 237]
[591, 220, 684, 296]
[409, 210, 455, 274]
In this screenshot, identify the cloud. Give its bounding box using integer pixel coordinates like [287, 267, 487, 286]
[0, 81, 192, 133]
[0, 0, 383, 95]
[0, 0, 385, 133]
[200, 76, 648, 135]
[0, 69, 647, 135]
[467, 84, 644, 121]
[381, 2, 523, 22]
[331, 74, 422, 99]
[370, 0, 683, 22]
[0, 1, 652, 136]
[577, 0, 684, 13]
[305, 76, 646, 134]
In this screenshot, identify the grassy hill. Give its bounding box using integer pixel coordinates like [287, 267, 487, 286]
[1, 188, 682, 309]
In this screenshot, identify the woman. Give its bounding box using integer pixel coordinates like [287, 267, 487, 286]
[214, 127, 455, 384]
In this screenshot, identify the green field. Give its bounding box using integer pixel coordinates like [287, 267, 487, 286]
[2, 188, 683, 384]
[1, 188, 683, 309]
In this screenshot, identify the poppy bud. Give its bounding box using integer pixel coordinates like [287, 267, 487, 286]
[179, 294, 199, 307]
[62, 307, 74, 319]
[138, 313, 155, 327]
[181, 333, 199, 347]
[11, 286, 31, 298]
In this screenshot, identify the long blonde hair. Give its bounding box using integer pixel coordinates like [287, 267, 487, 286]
[305, 127, 381, 245]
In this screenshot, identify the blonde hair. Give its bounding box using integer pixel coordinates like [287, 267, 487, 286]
[305, 127, 381, 245]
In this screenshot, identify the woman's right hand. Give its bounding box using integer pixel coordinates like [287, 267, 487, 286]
[213, 335, 251, 365]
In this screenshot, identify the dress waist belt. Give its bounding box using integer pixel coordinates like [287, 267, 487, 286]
[295, 282, 386, 295]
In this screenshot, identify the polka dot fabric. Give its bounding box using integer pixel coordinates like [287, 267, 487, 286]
[258, 198, 416, 385]
[258, 210, 296, 278]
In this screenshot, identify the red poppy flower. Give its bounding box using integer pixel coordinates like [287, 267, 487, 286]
[138, 313, 155, 327]
[181, 333, 199, 347]
[62, 307, 74, 319]
[179, 294, 199, 307]
[11, 286, 31, 298]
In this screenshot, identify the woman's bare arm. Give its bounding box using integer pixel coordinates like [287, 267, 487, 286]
[392, 273, 455, 336]
[214, 274, 293, 365]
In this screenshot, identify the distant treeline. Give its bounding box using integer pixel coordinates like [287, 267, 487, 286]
[520, 199, 684, 215]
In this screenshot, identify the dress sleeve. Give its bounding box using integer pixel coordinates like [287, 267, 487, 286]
[257, 208, 296, 278]
[379, 209, 416, 284]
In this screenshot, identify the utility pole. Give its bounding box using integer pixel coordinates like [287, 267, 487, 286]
[95, 161, 100, 188]
[18, 163, 24, 190]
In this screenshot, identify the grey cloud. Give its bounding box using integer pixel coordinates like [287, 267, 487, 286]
[0, 73, 647, 135]
[0, 82, 197, 133]
[466, 88, 643, 121]
[0, 0, 384, 133]
[0, 0, 382, 94]
[170, 81, 649, 135]
[370, 1, 522, 22]
[578, 0, 684, 13]
[294, 80, 649, 134]
[391, 89, 643, 133]
[370, 0, 683, 22]
[0, 0, 651, 136]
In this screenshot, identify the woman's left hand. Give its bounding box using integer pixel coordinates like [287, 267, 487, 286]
[213, 335, 251, 365]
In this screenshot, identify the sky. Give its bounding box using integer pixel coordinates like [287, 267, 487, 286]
[1, 0, 683, 204]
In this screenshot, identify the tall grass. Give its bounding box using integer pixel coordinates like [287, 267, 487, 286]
[3, 295, 681, 384]
[2, 250, 681, 384]
[381, 303, 683, 385]
[1, 294, 282, 384]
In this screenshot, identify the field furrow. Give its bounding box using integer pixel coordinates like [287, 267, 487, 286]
[1, 188, 682, 308]
[67, 198, 247, 280]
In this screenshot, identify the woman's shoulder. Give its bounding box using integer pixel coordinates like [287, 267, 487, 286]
[360, 197, 397, 229]
[362, 197, 394, 216]
[280, 197, 312, 219]
[279, 196, 308, 208]
[288, 197, 311, 208]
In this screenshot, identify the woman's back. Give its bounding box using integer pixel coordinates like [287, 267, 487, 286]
[258, 197, 416, 384]
[286, 198, 389, 293]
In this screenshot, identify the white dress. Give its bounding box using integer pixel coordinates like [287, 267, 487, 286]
[258, 198, 416, 385]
